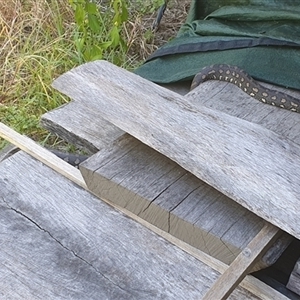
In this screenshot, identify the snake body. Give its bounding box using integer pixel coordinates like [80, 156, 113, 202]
[191, 64, 300, 113]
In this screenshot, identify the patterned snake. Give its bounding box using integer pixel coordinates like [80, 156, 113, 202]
[191, 64, 300, 113]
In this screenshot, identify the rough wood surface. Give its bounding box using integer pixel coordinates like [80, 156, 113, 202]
[163, 79, 300, 147]
[52, 60, 300, 240]
[287, 258, 300, 296]
[202, 223, 281, 300]
[0, 122, 86, 189]
[40, 70, 292, 267]
[188, 80, 300, 146]
[41, 101, 124, 153]
[0, 126, 288, 300]
[80, 134, 288, 267]
[41, 79, 300, 152]
[0, 151, 263, 300]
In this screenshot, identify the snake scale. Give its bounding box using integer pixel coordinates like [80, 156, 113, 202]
[191, 64, 300, 113]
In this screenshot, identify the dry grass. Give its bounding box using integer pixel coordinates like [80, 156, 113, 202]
[0, 0, 190, 149]
[126, 0, 190, 61]
[0, 0, 76, 147]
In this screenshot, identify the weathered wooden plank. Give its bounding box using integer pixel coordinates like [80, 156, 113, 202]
[40, 73, 293, 268]
[39, 82, 189, 152]
[41, 99, 124, 152]
[0, 124, 281, 273]
[80, 134, 267, 265]
[52, 60, 300, 240]
[187, 80, 300, 146]
[287, 258, 300, 296]
[0, 151, 261, 300]
[41, 79, 300, 152]
[0, 126, 289, 299]
[39, 72, 294, 267]
[202, 222, 281, 300]
[0, 122, 86, 189]
[2, 126, 280, 264]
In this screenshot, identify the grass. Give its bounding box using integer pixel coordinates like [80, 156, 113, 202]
[0, 0, 188, 150]
[1, 0, 77, 148]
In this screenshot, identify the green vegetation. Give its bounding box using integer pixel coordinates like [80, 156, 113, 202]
[1, 0, 76, 148]
[69, 0, 129, 63]
[0, 0, 180, 150]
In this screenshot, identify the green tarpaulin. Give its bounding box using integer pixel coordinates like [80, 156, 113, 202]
[135, 0, 300, 90]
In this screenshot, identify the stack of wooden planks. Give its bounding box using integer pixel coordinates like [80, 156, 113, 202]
[1, 60, 300, 299]
[0, 123, 286, 299]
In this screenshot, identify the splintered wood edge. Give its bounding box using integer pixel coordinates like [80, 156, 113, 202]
[0, 126, 288, 300]
[202, 222, 281, 300]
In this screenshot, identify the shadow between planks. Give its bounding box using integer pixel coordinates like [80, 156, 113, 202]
[49, 61, 300, 243]
[0, 151, 266, 300]
[0, 122, 289, 299]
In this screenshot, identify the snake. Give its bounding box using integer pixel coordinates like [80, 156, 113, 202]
[0, 145, 89, 168]
[191, 64, 300, 113]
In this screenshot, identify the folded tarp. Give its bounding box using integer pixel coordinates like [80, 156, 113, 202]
[135, 0, 300, 90]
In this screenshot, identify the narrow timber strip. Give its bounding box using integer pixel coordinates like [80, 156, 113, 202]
[52, 60, 300, 240]
[203, 222, 281, 300]
[287, 258, 300, 295]
[0, 122, 86, 189]
[40, 101, 124, 152]
[0, 124, 288, 300]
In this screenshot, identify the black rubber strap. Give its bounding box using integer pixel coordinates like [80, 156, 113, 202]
[146, 37, 300, 62]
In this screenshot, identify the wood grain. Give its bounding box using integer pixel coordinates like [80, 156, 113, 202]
[0, 125, 289, 299]
[40, 74, 292, 267]
[0, 122, 86, 189]
[0, 151, 258, 299]
[187, 80, 300, 146]
[41, 101, 124, 152]
[202, 222, 281, 300]
[80, 134, 267, 265]
[42, 79, 300, 152]
[287, 258, 300, 296]
[52, 60, 300, 240]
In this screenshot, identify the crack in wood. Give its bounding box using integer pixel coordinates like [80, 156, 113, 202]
[0, 196, 132, 293]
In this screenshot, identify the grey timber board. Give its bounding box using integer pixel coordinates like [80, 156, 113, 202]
[287, 258, 300, 296]
[41, 79, 300, 153]
[41, 61, 293, 266]
[51, 61, 300, 241]
[187, 81, 300, 145]
[80, 135, 266, 265]
[0, 151, 261, 300]
[40, 101, 124, 153]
